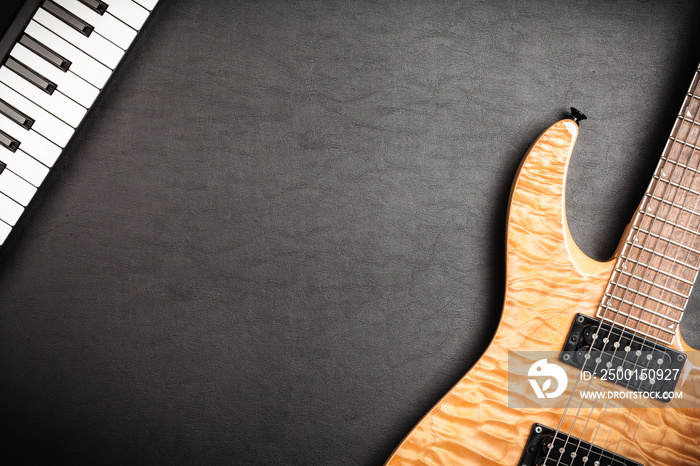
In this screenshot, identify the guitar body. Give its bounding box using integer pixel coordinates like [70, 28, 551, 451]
[386, 119, 700, 465]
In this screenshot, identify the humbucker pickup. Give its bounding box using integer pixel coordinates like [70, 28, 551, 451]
[560, 314, 686, 402]
[519, 423, 642, 466]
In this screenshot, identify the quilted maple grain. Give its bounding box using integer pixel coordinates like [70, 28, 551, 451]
[386, 120, 700, 465]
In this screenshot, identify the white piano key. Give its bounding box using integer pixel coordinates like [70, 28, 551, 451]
[0, 145, 49, 188]
[103, 0, 149, 30]
[0, 82, 73, 148]
[53, 0, 138, 50]
[34, 8, 124, 69]
[0, 115, 62, 168]
[10, 42, 100, 109]
[0, 167, 36, 206]
[25, 21, 112, 89]
[0, 221, 11, 245]
[0, 192, 24, 226]
[132, 0, 159, 11]
[0, 66, 87, 128]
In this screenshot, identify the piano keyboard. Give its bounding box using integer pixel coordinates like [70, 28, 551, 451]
[0, 0, 158, 246]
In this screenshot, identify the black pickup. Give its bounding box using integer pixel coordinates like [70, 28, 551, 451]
[560, 314, 686, 402]
[519, 423, 642, 466]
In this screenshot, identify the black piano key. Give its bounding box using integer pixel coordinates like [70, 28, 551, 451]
[43, 0, 94, 37]
[0, 161, 6, 174]
[0, 99, 34, 130]
[6, 57, 57, 95]
[78, 0, 108, 16]
[0, 130, 20, 153]
[20, 34, 71, 71]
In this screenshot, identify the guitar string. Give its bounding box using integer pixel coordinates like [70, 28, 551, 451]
[574, 68, 700, 464]
[544, 119, 683, 465]
[590, 86, 700, 463]
[541, 158, 666, 464]
[569, 70, 700, 465]
[549, 138, 680, 465]
[617, 73, 700, 459]
[544, 66, 700, 465]
[579, 69, 700, 463]
[541, 157, 663, 464]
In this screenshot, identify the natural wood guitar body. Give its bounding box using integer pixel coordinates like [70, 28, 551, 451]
[386, 119, 700, 465]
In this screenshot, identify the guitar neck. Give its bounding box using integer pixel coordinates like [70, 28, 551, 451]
[598, 64, 700, 344]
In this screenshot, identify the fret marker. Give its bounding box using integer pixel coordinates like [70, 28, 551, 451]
[661, 170, 667, 177]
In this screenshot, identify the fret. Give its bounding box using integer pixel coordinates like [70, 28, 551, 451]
[677, 115, 700, 129]
[683, 93, 700, 120]
[627, 230, 700, 265]
[613, 268, 692, 299]
[617, 257, 694, 286]
[669, 136, 700, 153]
[660, 154, 700, 175]
[644, 194, 700, 220]
[599, 308, 677, 340]
[624, 246, 698, 284]
[655, 165, 700, 193]
[665, 138, 700, 168]
[661, 166, 700, 190]
[606, 287, 685, 315]
[598, 314, 674, 344]
[632, 231, 700, 268]
[637, 203, 700, 251]
[626, 240, 700, 271]
[599, 304, 678, 335]
[652, 173, 700, 197]
[633, 224, 700, 256]
[607, 277, 685, 322]
[597, 70, 700, 347]
[670, 117, 700, 143]
[672, 116, 700, 146]
[605, 284, 685, 314]
[639, 205, 700, 236]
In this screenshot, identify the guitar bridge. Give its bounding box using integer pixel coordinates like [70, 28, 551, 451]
[519, 423, 642, 466]
[560, 314, 686, 402]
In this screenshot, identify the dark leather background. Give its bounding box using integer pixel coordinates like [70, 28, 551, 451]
[1, 1, 700, 464]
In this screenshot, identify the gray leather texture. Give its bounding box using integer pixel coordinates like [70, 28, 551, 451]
[1, 0, 699, 464]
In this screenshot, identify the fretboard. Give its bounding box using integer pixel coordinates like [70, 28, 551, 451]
[597, 66, 700, 345]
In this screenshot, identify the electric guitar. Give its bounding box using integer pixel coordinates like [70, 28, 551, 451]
[386, 69, 700, 463]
